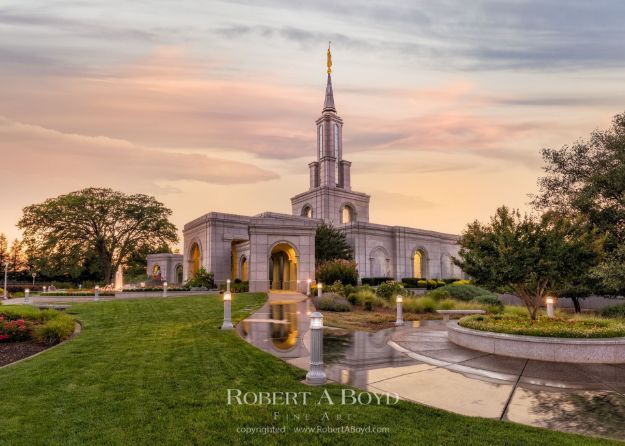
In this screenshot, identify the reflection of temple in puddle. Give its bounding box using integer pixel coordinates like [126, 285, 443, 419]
[239, 299, 312, 359]
[240, 300, 421, 389]
[324, 326, 420, 388]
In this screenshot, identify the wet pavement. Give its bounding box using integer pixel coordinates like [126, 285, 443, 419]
[239, 292, 625, 441]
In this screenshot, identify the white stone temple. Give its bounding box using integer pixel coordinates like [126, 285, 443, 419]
[153, 50, 462, 292]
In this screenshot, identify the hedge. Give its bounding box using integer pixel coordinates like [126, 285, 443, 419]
[361, 277, 393, 286]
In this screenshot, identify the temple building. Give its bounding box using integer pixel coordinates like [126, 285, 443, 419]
[150, 49, 462, 291]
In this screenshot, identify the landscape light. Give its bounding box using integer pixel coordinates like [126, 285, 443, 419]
[395, 295, 404, 326]
[94, 285, 100, 301]
[221, 291, 233, 330]
[306, 312, 326, 384]
[24, 288, 30, 304]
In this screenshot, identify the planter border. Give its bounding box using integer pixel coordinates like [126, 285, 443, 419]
[448, 321, 625, 364]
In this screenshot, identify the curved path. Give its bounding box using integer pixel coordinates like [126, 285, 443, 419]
[239, 297, 625, 441]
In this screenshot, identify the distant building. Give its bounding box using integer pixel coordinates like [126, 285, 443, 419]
[178, 50, 462, 292]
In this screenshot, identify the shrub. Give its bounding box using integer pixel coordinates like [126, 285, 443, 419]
[350, 288, 387, 311]
[32, 314, 75, 345]
[375, 281, 406, 300]
[427, 284, 496, 302]
[401, 278, 426, 288]
[361, 277, 393, 286]
[403, 297, 437, 313]
[452, 279, 472, 285]
[316, 259, 358, 286]
[442, 278, 461, 284]
[315, 293, 352, 312]
[472, 294, 502, 307]
[185, 267, 215, 288]
[0, 316, 33, 342]
[417, 280, 427, 288]
[601, 302, 625, 319]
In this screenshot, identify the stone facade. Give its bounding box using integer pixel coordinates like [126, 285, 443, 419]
[179, 61, 463, 292]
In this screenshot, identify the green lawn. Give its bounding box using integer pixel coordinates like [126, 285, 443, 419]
[0, 294, 618, 445]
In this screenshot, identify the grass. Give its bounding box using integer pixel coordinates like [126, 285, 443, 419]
[0, 294, 618, 445]
[460, 314, 625, 338]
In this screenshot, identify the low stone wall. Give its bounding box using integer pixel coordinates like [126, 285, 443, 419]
[448, 321, 625, 364]
[498, 294, 625, 311]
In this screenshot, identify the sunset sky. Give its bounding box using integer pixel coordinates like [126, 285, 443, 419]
[1, 1, 625, 246]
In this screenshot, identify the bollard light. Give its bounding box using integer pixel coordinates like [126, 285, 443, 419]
[546, 296, 555, 318]
[395, 295, 404, 326]
[306, 312, 326, 384]
[306, 279, 311, 296]
[221, 291, 233, 330]
[317, 283, 323, 298]
[163, 281, 168, 298]
[226, 279, 231, 293]
[24, 288, 30, 304]
[94, 285, 100, 301]
[43, 286, 47, 294]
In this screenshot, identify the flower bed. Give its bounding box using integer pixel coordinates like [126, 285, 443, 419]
[459, 314, 625, 339]
[0, 306, 75, 345]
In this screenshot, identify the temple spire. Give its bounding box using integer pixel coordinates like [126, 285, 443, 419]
[323, 43, 336, 112]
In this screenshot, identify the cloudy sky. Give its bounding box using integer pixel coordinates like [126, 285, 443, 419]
[1, 0, 624, 245]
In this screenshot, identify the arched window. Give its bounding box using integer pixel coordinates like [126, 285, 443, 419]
[152, 264, 161, 279]
[301, 205, 313, 218]
[341, 204, 354, 224]
[334, 124, 340, 185]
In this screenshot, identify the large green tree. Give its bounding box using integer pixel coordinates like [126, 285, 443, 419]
[315, 223, 353, 266]
[18, 188, 178, 284]
[455, 207, 600, 318]
[533, 111, 625, 293]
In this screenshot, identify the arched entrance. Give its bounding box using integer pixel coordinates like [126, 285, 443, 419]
[152, 264, 161, 281]
[269, 243, 298, 290]
[189, 242, 200, 277]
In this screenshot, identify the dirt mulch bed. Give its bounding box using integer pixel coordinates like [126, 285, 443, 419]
[0, 341, 50, 367]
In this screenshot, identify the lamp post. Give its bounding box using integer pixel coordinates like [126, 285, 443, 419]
[163, 281, 168, 298]
[317, 283, 323, 298]
[546, 296, 555, 318]
[32, 272, 37, 286]
[3, 262, 8, 300]
[226, 279, 231, 293]
[306, 312, 326, 385]
[395, 295, 404, 326]
[24, 288, 30, 304]
[306, 279, 311, 296]
[94, 285, 100, 301]
[221, 291, 233, 330]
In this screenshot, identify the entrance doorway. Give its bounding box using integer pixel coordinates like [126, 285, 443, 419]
[269, 243, 298, 291]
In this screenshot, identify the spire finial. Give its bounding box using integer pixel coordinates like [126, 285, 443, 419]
[327, 41, 332, 74]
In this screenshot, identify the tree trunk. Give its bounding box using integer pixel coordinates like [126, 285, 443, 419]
[571, 296, 582, 313]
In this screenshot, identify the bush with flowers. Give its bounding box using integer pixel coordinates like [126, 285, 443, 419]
[0, 306, 74, 345]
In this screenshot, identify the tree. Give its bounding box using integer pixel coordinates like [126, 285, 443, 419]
[315, 223, 353, 266]
[18, 188, 178, 284]
[8, 239, 27, 276]
[533, 111, 625, 293]
[455, 207, 600, 319]
[0, 233, 7, 270]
